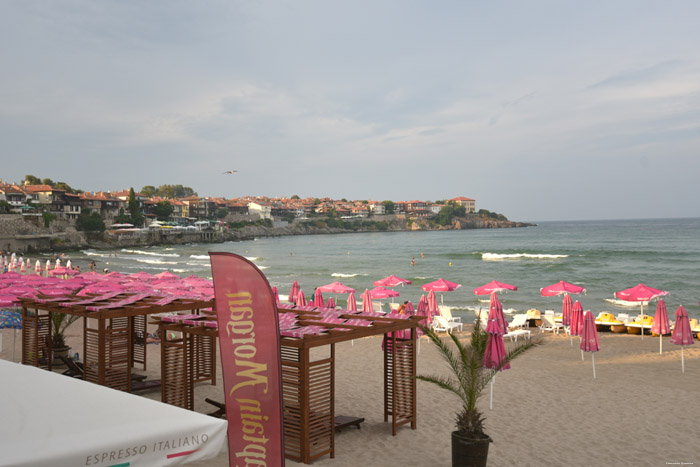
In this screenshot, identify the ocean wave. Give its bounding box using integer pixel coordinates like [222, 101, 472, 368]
[186, 262, 210, 267]
[135, 258, 179, 265]
[121, 249, 180, 258]
[331, 272, 365, 278]
[190, 255, 209, 259]
[481, 252, 568, 261]
[82, 250, 110, 257]
[246, 256, 259, 262]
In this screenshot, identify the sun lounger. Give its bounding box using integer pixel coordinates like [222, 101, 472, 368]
[506, 329, 531, 342]
[432, 316, 463, 334]
[540, 315, 565, 334]
[440, 307, 462, 325]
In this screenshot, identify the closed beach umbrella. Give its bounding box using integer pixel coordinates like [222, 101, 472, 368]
[416, 295, 430, 328]
[361, 289, 374, 313]
[373, 274, 412, 287]
[272, 286, 279, 303]
[19, 261, 25, 273]
[615, 283, 669, 339]
[34, 260, 41, 274]
[569, 300, 584, 349]
[313, 289, 325, 307]
[486, 293, 509, 336]
[427, 290, 439, 322]
[288, 281, 300, 304]
[562, 294, 574, 327]
[326, 297, 336, 308]
[670, 305, 694, 373]
[483, 313, 510, 409]
[405, 301, 415, 315]
[580, 311, 600, 379]
[295, 289, 307, 307]
[346, 292, 357, 312]
[651, 299, 671, 354]
[473, 280, 517, 296]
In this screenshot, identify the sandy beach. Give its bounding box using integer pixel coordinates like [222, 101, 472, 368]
[1, 323, 698, 466]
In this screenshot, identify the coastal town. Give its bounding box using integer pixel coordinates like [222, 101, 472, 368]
[0, 178, 478, 226]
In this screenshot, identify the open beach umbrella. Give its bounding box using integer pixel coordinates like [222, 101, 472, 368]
[615, 283, 669, 339]
[288, 281, 300, 304]
[295, 289, 307, 307]
[651, 299, 671, 354]
[474, 280, 517, 296]
[49, 267, 79, 277]
[317, 281, 356, 294]
[346, 292, 357, 312]
[670, 305, 694, 373]
[580, 311, 600, 379]
[570, 301, 584, 349]
[422, 278, 461, 305]
[154, 271, 180, 281]
[373, 274, 412, 287]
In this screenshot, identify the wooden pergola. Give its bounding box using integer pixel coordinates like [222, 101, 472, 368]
[19, 293, 421, 464]
[158, 303, 421, 464]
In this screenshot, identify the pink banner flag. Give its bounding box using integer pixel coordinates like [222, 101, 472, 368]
[209, 252, 285, 466]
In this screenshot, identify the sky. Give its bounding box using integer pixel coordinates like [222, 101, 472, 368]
[2, 1, 700, 222]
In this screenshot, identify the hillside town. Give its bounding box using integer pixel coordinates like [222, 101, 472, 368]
[0, 178, 477, 227]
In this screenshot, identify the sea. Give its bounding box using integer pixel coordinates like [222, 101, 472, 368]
[57, 218, 700, 321]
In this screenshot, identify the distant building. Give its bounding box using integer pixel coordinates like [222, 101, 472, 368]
[449, 197, 476, 213]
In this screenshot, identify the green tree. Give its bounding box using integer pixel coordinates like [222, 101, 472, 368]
[141, 185, 157, 197]
[383, 200, 395, 214]
[54, 181, 81, 194]
[291, 194, 300, 200]
[436, 204, 456, 226]
[24, 174, 41, 185]
[0, 200, 11, 213]
[75, 209, 106, 232]
[115, 208, 131, 224]
[313, 198, 321, 205]
[215, 207, 229, 219]
[128, 188, 144, 226]
[42, 212, 56, 228]
[153, 201, 174, 221]
[42, 178, 55, 187]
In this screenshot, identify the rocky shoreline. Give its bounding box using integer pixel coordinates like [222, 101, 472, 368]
[0, 214, 535, 254]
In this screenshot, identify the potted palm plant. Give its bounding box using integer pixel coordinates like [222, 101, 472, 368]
[417, 319, 539, 467]
[50, 312, 80, 364]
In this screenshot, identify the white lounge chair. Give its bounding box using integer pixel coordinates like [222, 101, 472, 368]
[432, 316, 463, 334]
[509, 314, 528, 330]
[440, 307, 462, 325]
[540, 315, 565, 334]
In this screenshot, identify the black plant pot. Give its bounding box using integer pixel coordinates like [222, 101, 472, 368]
[452, 431, 492, 467]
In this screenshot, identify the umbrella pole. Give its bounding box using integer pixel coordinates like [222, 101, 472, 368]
[640, 304, 644, 339]
[681, 346, 685, 373]
[490, 374, 495, 410]
[659, 334, 663, 355]
[580, 337, 584, 360]
[592, 353, 596, 379]
[569, 329, 573, 347]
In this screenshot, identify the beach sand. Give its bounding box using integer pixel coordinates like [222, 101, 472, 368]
[2, 324, 698, 466]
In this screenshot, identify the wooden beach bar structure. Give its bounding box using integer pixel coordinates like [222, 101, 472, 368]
[19, 292, 421, 464]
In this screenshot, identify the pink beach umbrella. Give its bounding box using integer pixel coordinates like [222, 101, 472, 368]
[473, 280, 517, 296]
[317, 281, 356, 294]
[580, 311, 600, 379]
[288, 281, 300, 304]
[651, 299, 671, 354]
[272, 286, 279, 303]
[154, 271, 180, 281]
[569, 300, 585, 349]
[422, 278, 462, 305]
[326, 297, 336, 308]
[373, 274, 412, 287]
[486, 293, 509, 336]
[562, 294, 574, 327]
[540, 280, 586, 296]
[129, 271, 156, 281]
[346, 292, 357, 312]
[483, 307, 510, 410]
[295, 289, 307, 307]
[416, 294, 429, 326]
[615, 283, 669, 339]
[427, 290, 439, 323]
[670, 305, 694, 373]
[361, 289, 374, 313]
[313, 289, 325, 307]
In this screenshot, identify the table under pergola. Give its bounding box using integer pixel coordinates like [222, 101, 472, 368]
[157, 303, 421, 464]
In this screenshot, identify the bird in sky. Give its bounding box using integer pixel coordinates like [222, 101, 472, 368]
[222, 170, 238, 174]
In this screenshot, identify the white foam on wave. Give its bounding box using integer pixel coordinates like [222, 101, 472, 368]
[246, 256, 259, 262]
[135, 258, 179, 265]
[331, 272, 365, 278]
[186, 262, 209, 267]
[190, 255, 209, 259]
[121, 249, 180, 258]
[82, 250, 109, 257]
[481, 252, 568, 261]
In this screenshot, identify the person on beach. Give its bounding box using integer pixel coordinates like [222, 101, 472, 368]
[397, 301, 408, 314]
[420, 252, 424, 259]
[89, 261, 96, 272]
[411, 257, 416, 266]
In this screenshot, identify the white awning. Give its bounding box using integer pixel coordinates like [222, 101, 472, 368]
[0, 360, 227, 467]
